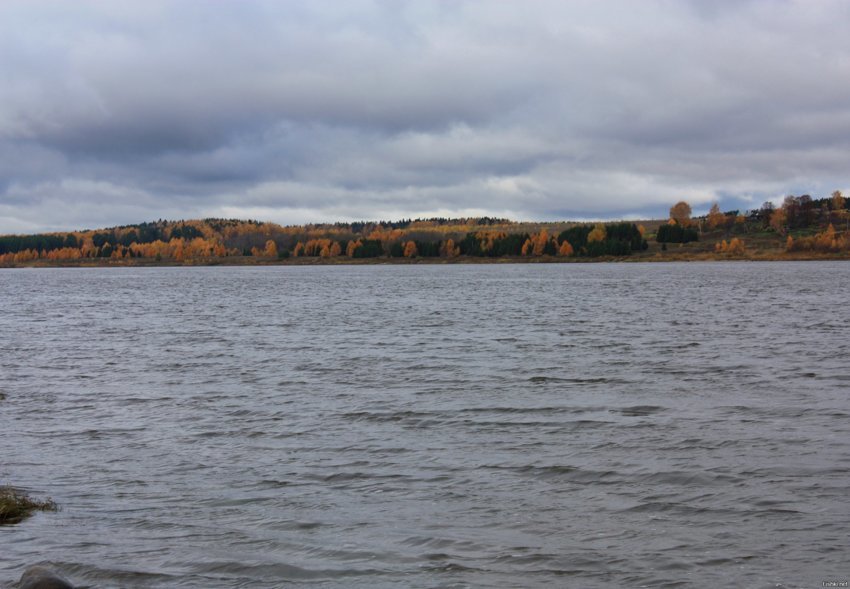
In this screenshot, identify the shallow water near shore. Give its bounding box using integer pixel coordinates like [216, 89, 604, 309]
[1, 262, 848, 588]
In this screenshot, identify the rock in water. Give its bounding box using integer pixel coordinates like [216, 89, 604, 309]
[18, 566, 74, 589]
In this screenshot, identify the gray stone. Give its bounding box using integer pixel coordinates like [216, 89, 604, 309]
[18, 566, 74, 589]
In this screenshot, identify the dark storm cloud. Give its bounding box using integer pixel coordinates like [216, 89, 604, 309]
[1, 0, 849, 232]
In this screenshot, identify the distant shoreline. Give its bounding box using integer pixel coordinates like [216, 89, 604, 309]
[3, 204, 848, 267]
[3, 251, 849, 269]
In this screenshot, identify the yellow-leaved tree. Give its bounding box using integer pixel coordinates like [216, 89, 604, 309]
[532, 229, 550, 256]
[770, 207, 787, 235]
[441, 238, 459, 258]
[707, 203, 724, 229]
[715, 237, 746, 255]
[346, 240, 361, 257]
[587, 223, 606, 243]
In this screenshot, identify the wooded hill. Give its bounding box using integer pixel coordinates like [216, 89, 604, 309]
[1, 192, 848, 266]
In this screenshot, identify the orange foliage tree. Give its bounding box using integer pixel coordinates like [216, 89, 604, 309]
[346, 239, 362, 257]
[707, 203, 725, 229]
[440, 238, 460, 258]
[587, 224, 606, 243]
[476, 231, 507, 254]
[669, 201, 692, 226]
[304, 239, 333, 256]
[769, 207, 787, 235]
[787, 224, 849, 253]
[532, 229, 550, 256]
[715, 238, 746, 255]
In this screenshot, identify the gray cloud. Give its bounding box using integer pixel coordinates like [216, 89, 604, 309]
[1, 0, 849, 232]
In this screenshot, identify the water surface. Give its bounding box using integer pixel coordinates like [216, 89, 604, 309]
[1, 262, 848, 588]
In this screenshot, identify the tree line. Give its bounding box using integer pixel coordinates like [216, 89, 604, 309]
[657, 191, 847, 256]
[2, 190, 847, 266]
[0, 216, 649, 265]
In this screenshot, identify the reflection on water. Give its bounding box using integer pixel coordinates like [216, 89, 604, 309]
[1, 262, 848, 588]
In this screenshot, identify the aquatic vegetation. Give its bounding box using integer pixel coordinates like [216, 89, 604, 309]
[0, 487, 57, 525]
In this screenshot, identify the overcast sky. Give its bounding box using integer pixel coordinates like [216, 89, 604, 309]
[1, 0, 849, 233]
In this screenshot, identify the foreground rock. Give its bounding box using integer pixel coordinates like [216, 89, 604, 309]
[18, 566, 74, 589]
[0, 487, 57, 525]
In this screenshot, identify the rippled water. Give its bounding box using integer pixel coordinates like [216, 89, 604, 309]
[1, 262, 848, 588]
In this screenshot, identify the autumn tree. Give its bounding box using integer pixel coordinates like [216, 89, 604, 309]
[403, 240, 418, 258]
[788, 224, 849, 253]
[346, 239, 361, 257]
[586, 223, 606, 243]
[814, 224, 837, 251]
[715, 237, 746, 256]
[12, 249, 39, 263]
[532, 229, 550, 256]
[669, 201, 692, 226]
[831, 191, 845, 211]
[769, 207, 787, 235]
[707, 203, 725, 229]
[440, 238, 459, 258]
[45, 247, 82, 261]
[558, 240, 574, 256]
[727, 238, 745, 255]
[263, 240, 278, 258]
[302, 238, 333, 256]
[476, 231, 508, 254]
